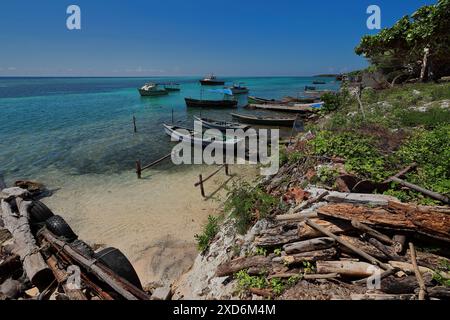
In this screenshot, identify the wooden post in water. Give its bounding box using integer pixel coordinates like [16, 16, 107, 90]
[133, 116, 137, 133]
[171, 109, 174, 124]
[136, 160, 142, 179]
[225, 164, 230, 176]
[199, 174, 205, 197]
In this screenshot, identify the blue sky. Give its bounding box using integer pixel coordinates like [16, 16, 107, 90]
[0, 0, 437, 76]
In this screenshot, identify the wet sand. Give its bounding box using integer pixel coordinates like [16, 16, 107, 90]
[40, 164, 259, 287]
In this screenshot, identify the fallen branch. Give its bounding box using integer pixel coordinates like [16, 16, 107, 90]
[390, 177, 449, 204]
[409, 242, 427, 300]
[305, 219, 391, 270]
[283, 237, 335, 255]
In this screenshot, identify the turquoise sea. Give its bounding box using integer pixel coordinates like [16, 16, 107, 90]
[0, 77, 340, 182]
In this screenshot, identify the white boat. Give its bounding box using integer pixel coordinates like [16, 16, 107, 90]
[138, 83, 168, 97]
[163, 124, 242, 147]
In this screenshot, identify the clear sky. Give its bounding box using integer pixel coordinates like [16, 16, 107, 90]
[0, 0, 438, 77]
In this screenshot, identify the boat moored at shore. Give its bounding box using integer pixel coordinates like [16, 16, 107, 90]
[231, 113, 300, 127]
[193, 116, 251, 131]
[185, 98, 238, 108]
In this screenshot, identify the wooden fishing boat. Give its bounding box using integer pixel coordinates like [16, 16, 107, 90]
[185, 98, 238, 108]
[229, 84, 249, 95]
[248, 96, 284, 104]
[230, 113, 299, 127]
[304, 86, 317, 91]
[193, 116, 250, 131]
[313, 81, 326, 85]
[162, 83, 181, 92]
[138, 83, 168, 97]
[163, 124, 241, 147]
[199, 74, 225, 86]
[281, 96, 319, 104]
[250, 102, 324, 113]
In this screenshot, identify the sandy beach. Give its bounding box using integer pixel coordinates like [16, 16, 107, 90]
[39, 163, 259, 287]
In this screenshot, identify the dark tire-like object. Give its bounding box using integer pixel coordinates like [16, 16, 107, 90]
[45, 215, 78, 242]
[95, 247, 142, 289]
[70, 239, 95, 257]
[29, 200, 54, 223]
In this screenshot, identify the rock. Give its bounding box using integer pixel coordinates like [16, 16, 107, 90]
[151, 285, 172, 300]
[0, 278, 25, 299]
[0, 187, 30, 199]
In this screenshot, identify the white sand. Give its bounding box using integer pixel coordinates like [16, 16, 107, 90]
[40, 164, 258, 286]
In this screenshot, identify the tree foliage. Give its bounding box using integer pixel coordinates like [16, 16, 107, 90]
[355, 0, 450, 81]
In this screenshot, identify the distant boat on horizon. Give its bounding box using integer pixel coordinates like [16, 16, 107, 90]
[199, 74, 225, 86]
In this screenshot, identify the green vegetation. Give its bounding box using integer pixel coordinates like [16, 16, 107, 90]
[235, 270, 302, 296]
[224, 181, 277, 234]
[433, 259, 450, 287]
[255, 247, 268, 257]
[355, 0, 450, 82]
[311, 131, 388, 181]
[195, 215, 220, 253]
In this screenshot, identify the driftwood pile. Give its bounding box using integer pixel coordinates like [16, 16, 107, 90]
[0, 185, 150, 300]
[215, 190, 450, 300]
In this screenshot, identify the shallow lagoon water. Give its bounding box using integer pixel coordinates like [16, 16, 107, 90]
[0, 76, 339, 285]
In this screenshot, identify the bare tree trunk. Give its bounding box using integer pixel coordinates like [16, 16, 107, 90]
[420, 47, 430, 83]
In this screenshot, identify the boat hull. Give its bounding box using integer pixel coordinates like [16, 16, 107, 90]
[231, 113, 298, 127]
[138, 89, 169, 97]
[200, 80, 225, 86]
[185, 98, 238, 108]
[193, 116, 250, 131]
[163, 124, 240, 148]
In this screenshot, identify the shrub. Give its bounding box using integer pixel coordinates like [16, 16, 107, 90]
[224, 182, 277, 234]
[195, 215, 220, 253]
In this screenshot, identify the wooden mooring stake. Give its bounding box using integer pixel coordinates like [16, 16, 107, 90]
[135, 153, 172, 179]
[194, 164, 230, 198]
[133, 116, 137, 133]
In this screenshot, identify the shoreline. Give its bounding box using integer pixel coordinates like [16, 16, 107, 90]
[35, 163, 259, 287]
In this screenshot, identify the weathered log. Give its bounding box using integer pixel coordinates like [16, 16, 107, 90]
[409, 242, 427, 300]
[428, 286, 450, 299]
[305, 219, 391, 270]
[1, 198, 54, 290]
[298, 218, 352, 240]
[283, 237, 335, 255]
[267, 272, 339, 280]
[46, 255, 87, 300]
[380, 274, 433, 294]
[274, 212, 317, 222]
[40, 229, 148, 300]
[216, 256, 271, 277]
[351, 293, 415, 300]
[388, 261, 434, 275]
[367, 238, 405, 262]
[318, 203, 450, 242]
[254, 229, 301, 247]
[338, 235, 388, 261]
[392, 235, 406, 254]
[316, 261, 381, 278]
[324, 191, 398, 206]
[276, 248, 338, 265]
[351, 220, 395, 245]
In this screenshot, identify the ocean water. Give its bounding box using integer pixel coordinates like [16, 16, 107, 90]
[0, 76, 340, 285]
[0, 76, 340, 182]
